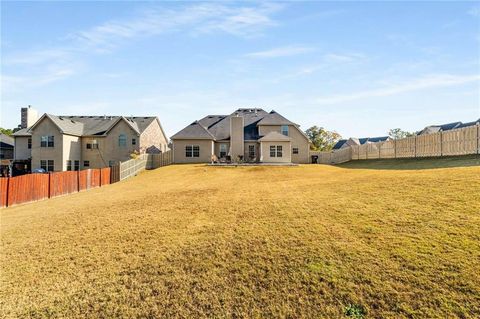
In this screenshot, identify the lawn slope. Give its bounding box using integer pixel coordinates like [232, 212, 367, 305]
[1, 159, 479, 318]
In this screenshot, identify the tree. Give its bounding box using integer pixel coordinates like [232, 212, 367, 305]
[305, 126, 342, 151]
[0, 128, 14, 136]
[388, 128, 414, 140]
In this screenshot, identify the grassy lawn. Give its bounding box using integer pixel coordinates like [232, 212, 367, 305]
[1, 158, 479, 318]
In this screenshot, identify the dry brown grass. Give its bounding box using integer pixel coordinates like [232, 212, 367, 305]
[1, 158, 480, 318]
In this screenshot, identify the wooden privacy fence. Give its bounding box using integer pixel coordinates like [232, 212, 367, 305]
[118, 151, 172, 181]
[351, 125, 480, 160]
[0, 168, 110, 208]
[314, 124, 480, 164]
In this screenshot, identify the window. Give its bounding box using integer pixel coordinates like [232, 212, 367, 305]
[86, 140, 98, 149]
[41, 160, 54, 171]
[28, 138, 32, 149]
[66, 160, 72, 171]
[248, 145, 255, 158]
[132, 138, 136, 145]
[270, 145, 276, 157]
[48, 136, 54, 147]
[40, 136, 47, 147]
[269, 145, 283, 158]
[281, 125, 289, 136]
[186, 145, 192, 157]
[83, 161, 90, 168]
[41, 136, 54, 148]
[186, 145, 200, 158]
[219, 144, 227, 158]
[74, 160, 80, 171]
[293, 147, 299, 154]
[118, 134, 127, 147]
[193, 145, 200, 157]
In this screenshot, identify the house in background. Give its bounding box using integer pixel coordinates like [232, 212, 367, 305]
[0, 133, 14, 176]
[13, 112, 169, 172]
[171, 108, 311, 164]
[417, 119, 479, 135]
[333, 136, 390, 150]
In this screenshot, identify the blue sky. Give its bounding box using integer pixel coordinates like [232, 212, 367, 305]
[1, 1, 479, 138]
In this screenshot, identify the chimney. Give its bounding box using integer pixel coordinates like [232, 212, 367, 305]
[20, 105, 38, 129]
[230, 115, 244, 161]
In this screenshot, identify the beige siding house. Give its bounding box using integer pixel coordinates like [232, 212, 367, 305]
[13, 114, 169, 172]
[171, 108, 310, 164]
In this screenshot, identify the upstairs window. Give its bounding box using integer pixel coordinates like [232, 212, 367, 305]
[293, 147, 299, 154]
[281, 125, 289, 136]
[86, 140, 98, 149]
[132, 138, 136, 145]
[83, 161, 90, 168]
[28, 138, 32, 149]
[118, 134, 127, 147]
[41, 136, 54, 147]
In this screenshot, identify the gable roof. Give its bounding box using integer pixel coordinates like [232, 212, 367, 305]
[171, 108, 308, 142]
[258, 131, 292, 142]
[333, 139, 347, 150]
[24, 114, 161, 137]
[457, 119, 479, 129]
[257, 110, 295, 126]
[0, 133, 14, 147]
[171, 121, 216, 140]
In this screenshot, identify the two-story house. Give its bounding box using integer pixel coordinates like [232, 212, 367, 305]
[13, 114, 169, 172]
[171, 108, 311, 164]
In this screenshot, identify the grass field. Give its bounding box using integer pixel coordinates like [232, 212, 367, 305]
[1, 157, 479, 318]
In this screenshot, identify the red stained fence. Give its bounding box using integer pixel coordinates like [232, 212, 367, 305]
[0, 168, 112, 208]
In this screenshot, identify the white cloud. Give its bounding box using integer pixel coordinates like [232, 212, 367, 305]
[72, 3, 282, 51]
[245, 45, 314, 58]
[468, 6, 480, 17]
[315, 74, 480, 104]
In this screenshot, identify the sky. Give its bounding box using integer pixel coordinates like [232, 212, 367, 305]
[1, 1, 479, 139]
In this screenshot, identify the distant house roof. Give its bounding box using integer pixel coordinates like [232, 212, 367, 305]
[457, 119, 480, 129]
[171, 108, 307, 142]
[0, 133, 14, 148]
[258, 131, 292, 142]
[367, 136, 389, 143]
[19, 114, 163, 137]
[417, 121, 464, 135]
[332, 139, 347, 150]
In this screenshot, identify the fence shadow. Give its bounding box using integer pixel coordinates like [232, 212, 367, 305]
[337, 155, 480, 170]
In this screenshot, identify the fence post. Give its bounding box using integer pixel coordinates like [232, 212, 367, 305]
[440, 131, 443, 156]
[77, 170, 80, 192]
[414, 136, 417, 158]
[48, 172, 51, 198]
[99, 168, 102, 187]
[6, 177, 10, 207]
[394, 139, 397, 158]
[379, 142, 381, 159]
